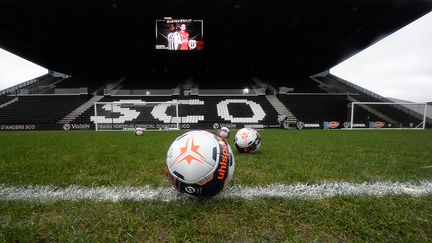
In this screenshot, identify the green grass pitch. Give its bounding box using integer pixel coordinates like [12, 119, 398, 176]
[0, 130, 432, 241]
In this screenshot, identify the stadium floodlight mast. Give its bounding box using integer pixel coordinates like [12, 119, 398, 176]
[93, 101, 180, 131]
[349, 102, 428, 130]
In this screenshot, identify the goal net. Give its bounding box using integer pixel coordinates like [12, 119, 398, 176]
[92, 101, 180, 131]
[348, 102, 427, 129]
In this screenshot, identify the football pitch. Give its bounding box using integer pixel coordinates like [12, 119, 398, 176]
[1, 130, 431, 241]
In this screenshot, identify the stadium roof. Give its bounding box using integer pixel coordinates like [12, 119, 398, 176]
[0, 0, 431, 77]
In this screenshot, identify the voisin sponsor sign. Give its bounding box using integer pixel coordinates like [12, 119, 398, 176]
[62, 123, 92, 131]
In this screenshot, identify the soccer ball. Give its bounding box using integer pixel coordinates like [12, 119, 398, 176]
[219, 127, 230, 139]
[134, 127, 144, 136]
[234, 128, 261, 153]
[165, 130, 235, 197]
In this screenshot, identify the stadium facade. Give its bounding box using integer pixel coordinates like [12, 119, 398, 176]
[0, 0, 431, 130]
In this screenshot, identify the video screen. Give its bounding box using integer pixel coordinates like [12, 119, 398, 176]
[155, 18, 204, 51]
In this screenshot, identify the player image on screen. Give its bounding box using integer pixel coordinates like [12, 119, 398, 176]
[155, 18, 204, 51]
[179, 24, 189, 50]
[167, 24, 181, 50]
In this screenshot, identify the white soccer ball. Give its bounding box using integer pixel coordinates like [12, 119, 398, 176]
[134, 127, 144, 136]
[234, 128, 261, 153]
[219, 127, 230, 139]
[165, 130, 235, 197]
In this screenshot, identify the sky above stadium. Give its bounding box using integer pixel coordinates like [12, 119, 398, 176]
[0, 11, 431, 102]
[331, 11, 432, 103]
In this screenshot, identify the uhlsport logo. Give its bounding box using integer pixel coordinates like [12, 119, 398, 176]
[63, 124, 71, 130]
[217, 141, 229, 180]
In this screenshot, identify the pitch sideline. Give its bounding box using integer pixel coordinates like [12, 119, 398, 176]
[1, 181, 431, 202]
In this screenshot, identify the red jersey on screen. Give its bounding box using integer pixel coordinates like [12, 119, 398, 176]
[180, 31, 189, 50]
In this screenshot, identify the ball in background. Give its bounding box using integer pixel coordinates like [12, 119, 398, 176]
[234, 128, 261, 153]
[219, 126, 230, 139]
[134, 127, 144, 136]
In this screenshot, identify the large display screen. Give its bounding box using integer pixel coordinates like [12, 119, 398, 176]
[155, 18, 204, 51]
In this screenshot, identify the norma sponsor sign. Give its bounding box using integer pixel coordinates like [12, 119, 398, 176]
[343, 122, 367, 128]
[296, 121, 321, 130]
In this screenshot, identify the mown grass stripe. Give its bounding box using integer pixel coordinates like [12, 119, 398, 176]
[1, 181, 431, 202]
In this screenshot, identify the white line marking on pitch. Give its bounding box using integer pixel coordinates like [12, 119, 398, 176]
[0, 181, 431, 202]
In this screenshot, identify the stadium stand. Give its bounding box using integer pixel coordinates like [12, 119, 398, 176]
[54, 76, 109, 93]
[277, 94, 350, 123]
[0, 71, 427, 130]
[315, 74, 426, 126]
[0, 95, 90, 124]
[120, 74, 185, 89]
[0, 95, 15, 106]
[195, 73, 254, 89]
[73, 95, 279, 127]
[258, 75, 324, 93]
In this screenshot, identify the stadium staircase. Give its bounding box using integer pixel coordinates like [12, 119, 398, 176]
[58, 95, 104, 124]
[265, 95, 297, 124]
[0, 97, 19, 109]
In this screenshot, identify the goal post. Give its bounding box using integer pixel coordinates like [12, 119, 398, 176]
[349, 102, 427, 130]
[92, 101, 180, 131]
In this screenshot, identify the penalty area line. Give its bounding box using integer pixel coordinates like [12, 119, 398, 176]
[0, 181, 431, 202]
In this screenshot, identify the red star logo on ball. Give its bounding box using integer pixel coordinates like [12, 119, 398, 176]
[241, 132, 249, 140]
[173, 137, 206, 165]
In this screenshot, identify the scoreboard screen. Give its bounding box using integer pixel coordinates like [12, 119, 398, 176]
[155, 18, 204, 51]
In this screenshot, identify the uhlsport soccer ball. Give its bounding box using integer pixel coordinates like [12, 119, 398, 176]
[134, 127, 144, 136]
[219, 127, 230, 139]
[165, 130, 235, 197]
[234, 128, 261, 153]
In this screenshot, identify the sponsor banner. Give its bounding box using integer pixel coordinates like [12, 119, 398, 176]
[96, 123, 179, 130]
[343, 122, 368, 129]
[267, 124, 282, 128]
[62, 123, 92, 131]
[296, 121, 321, 130]
[96, 122, 258, 130]
[369, 121, 385, 129]
[0, 123, 92, 131]
[0, 124, 37, 131]
[212, 123, 238, 130]
[244, 124, 265, 129]
[323, 121, 340, 129]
